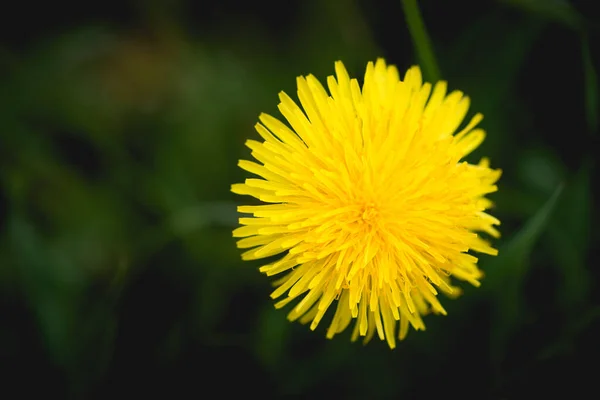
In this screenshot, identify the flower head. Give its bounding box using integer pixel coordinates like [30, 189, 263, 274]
[232, 59, 501, 348]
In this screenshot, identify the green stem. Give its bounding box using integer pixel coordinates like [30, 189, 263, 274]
[400, 0, 441, 82]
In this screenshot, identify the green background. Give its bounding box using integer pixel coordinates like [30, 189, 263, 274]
[1, 0, 598, 398]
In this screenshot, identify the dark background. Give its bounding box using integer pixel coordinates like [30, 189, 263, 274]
[1, 0, 599, 398]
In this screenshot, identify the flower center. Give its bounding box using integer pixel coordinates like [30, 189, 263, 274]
[360, 202, 378, 222]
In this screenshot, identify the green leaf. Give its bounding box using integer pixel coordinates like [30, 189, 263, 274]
[484, 184, 563, 375]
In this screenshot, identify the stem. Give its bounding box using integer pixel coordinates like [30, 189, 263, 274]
[400, 0, 441, 82]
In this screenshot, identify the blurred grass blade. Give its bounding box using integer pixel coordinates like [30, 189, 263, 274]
[538, 305, 600, 360]
[582, 37, 598, 134]
[549, 164, 592, 310]
[485, 184, 563, 376]
[169, 201, 239, 235]
[9, 215, 117, 396]
[255, 306, 290, 369]
[490, 184, 563, 283]
[400, 0, 441, 82]
[498, 0, 584, 30]
[442, 11, 544, 163]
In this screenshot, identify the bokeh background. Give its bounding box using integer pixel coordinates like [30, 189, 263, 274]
[1, 0, 599, 398]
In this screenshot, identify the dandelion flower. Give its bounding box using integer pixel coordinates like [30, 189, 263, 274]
[232, 59, 501, 349]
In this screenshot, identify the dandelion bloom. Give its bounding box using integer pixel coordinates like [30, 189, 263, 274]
[232, 59, 501, 348]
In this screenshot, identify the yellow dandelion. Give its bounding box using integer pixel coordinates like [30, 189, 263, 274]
[232, 59, 501, 349]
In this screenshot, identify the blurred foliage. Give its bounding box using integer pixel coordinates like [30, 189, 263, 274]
[1, 0, 599, 398]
